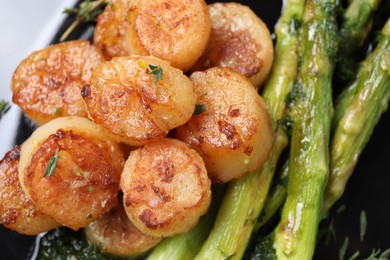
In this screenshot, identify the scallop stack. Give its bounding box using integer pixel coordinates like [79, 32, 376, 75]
[1, 0, 275, 257]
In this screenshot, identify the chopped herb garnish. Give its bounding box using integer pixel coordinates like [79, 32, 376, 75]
[277, 115, 293, 136]
[289, 16, 302, 36]
[367, 249, 380, 259]
[325, 220, 336, 245]
[366, 248, 390, 260]
[336, 204, 346, 214]
[317, 220, 336, 245]
[380, 248, 390, 259]
[339, 236, 349, 260]
[87, 186, 93, 193]
[193, 104, 206, 115]
[0, 100, 10, 120]
[87, 213, 93, 219]
[148, 64, 163, 83]
[348, 250, 360, 260]
[54, 107, 62, 115]
[61, 0, 108, 42]
[43, 148, 61, 177]
[360, 210, 367, 241]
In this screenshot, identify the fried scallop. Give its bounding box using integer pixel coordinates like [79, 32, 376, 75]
[176, 67, 274, 183]
[191, 2, 274, 88]
[18, 117, 125, 231]
[82, 55, 197, 146]
[11, 40, 105, 125]
[0, 146, 59, 235]
[94, 0, 211, 71]
[120, 138, 211, 237]
[85, 204, 162, 257]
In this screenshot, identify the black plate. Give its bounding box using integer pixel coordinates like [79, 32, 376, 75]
[0, 1, 389, 259]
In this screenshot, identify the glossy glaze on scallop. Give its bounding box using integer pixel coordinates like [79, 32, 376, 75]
[18, 117, 125, 231]
[0, 146, 59, 235]
[85, 204, 162, 257]
[82, 55, 197, 146]
[120, 138, 211, 237]
[190, 3, 274, 88]
[176, 67, 274, 183]
[94, 0, 211, 71]
[11, 40, 105, 125]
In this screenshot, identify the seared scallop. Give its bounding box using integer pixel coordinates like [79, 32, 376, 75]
[85, 204, 162, 257]
[0, 146, 59, 235]
[191, 2, 274, 88]
[82, 55, 196, 146]
[94, 0, 211, 71]
[11, 40, 105, 125]
[120, 138, 211, 237]
[18, 117, 125, 230]
[176, 67, 274, 183]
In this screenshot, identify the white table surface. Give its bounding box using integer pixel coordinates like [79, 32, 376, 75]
[0, 0, 77, 158]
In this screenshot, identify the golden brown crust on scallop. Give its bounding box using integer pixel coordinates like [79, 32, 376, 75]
[94, 0, 211, 71]
[94, 0, 141, 60]
[120, 138, 211, 237]
[176, 67, 274, 183]
[0, 146, 59, 235]
[11, 40, 105, 125]
[82, 55, 196, 146]
[191, 3, 274, 88]
[85, 204, 162, 257]
[19, 118, 125, 231]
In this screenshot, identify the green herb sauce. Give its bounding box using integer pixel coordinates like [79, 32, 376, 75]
[36, 228, 116, 260]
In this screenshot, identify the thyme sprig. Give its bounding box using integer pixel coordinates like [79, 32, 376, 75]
[339, 236, 349, 260]
[193, 104, 206, 115]
[366, 248, 390, 260]
[43, 148, 61, 177]
[148, 64, 164, 84]
[360, 210, 367, 241]
[0, 100, 10, 120]
[61, 0, 108, 42]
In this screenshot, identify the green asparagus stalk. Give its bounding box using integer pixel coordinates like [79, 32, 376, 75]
[340, 0, 380, 55]
[273, 0, 339, 259]
[255, 161, 288, 232]
[335, 0, 381, 85]
[323, 18, 390, 213]
[253, 0, 380, 235]
[194, 0, 306, 258]
[333, 0, 380, 128]
[147, 216, 212, 260]
[146, 186, 224, 260]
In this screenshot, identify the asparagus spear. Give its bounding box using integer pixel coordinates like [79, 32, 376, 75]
[334, 0, 381, 92]
[146, 186, 224, 260]
[340, 0, 380, 56]
[333, 0, 380, 129]
[194, 0, 306, 258]
[146, 215, 213, 260]
[253, 0, 380, 235]
[255, 161, 288, 232]
[323, 18, 390, 213]
[273, 0, 339, 259]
